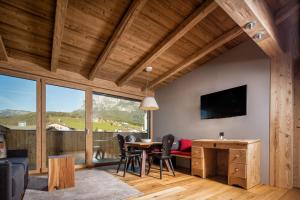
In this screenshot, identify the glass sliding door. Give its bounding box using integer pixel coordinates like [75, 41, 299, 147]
[92, 93, 149, 164]
[45, 84, 86, 165]
[0, 74, 37, 170]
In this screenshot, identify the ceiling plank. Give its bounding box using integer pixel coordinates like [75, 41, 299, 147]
[88, 0, 147, 80]
[147, 26, 243, 89]
[0, 36, 8, 61]
[51, 0, 68, 72]
[215, 0, 284, 58]
[117, 0, 218, 87]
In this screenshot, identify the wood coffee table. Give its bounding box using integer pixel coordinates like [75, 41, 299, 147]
[48, 155, 75, 191]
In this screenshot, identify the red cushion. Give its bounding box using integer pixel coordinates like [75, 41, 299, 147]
[171, 150, 191, 156]
[179, 139, 192, 152]
[152, 148, 161, 152]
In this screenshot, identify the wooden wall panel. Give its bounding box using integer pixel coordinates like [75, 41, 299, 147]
[270, 53, 294, 189]
[294, 59, 300, 188]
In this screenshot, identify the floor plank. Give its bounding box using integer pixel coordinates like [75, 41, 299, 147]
[105, 166, 299, 200]
[280, 189, 300, 200]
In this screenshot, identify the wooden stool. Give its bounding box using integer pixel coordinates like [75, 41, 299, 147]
[48, 155, 75, 192]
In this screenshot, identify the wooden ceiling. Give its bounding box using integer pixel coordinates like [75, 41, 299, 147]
[0, 0, 297, 90]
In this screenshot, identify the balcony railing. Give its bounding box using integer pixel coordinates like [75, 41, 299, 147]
[3, 128, 148, 169]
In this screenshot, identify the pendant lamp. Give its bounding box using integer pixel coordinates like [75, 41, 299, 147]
[140, 66, 159, 111]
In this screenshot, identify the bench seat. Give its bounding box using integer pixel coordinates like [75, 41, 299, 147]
[170, 150, 191, 157]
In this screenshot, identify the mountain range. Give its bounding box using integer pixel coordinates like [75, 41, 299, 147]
[0, 109, 32, 117]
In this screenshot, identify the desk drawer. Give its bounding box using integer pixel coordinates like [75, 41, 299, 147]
[192, 146, 203, 158]
[192, 158, 203, 170]
[193, 142, 247, 149]
[216, 143, 247, 149]
[229, 163, 247, 179]
[229, 149, 247, 164]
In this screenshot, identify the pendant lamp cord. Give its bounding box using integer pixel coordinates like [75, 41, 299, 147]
[145, 69, 149, 97]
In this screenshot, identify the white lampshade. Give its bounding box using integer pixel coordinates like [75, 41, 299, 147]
[140, 96, 159, 111]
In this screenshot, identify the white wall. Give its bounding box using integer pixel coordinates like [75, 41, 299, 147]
[154, 41, 270, 183]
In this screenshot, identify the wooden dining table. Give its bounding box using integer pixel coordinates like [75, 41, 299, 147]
[125, 141, 172, 177]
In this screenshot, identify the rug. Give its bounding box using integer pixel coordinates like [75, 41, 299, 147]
[23, 168, 142, 200]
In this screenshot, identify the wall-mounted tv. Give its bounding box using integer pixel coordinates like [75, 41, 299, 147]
[200, 85, 247, 119]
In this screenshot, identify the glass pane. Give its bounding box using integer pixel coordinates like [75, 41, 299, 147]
[92, 93, 148, 164]
[0, 75, 37, 170]
[46, 85, 85, 165]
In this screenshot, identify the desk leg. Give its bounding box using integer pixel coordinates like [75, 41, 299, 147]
[140, 150, 147, 177]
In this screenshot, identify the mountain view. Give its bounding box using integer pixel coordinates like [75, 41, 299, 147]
[0, 96, 147, 132]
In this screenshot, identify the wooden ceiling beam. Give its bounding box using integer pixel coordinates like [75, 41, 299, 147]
[117, 0, 218, 87]
[215, 0, 284, 58]
[0, 36, 8, 61]
[51, 0, 68, 72]
[88, 0, 147, 81]
[147, 27, 243, 89]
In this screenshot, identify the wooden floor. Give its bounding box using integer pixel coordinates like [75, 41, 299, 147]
[110, 167, 300, 200]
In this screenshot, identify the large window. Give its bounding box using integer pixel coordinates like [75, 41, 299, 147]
[0, 73, 150, 170]
[92, 93, 148, 164]
[46, 85, 86, 165]
[0, 74, 37, 170]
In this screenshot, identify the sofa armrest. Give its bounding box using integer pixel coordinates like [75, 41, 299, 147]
[0, 160, 12, 200]
[7, 150, 28, 158]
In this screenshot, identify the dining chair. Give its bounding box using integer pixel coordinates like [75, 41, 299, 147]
[147, 134, 175, 179]
[125, 135, 141, 171]
[116, 134, 141, 177]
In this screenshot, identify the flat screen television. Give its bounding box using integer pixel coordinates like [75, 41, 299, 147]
[200, 85, 247, 119]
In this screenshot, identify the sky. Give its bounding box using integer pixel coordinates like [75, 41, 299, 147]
[0, 75, 85, 112]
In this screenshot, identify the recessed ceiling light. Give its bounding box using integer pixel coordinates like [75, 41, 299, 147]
[245, 21, 256, 30]
[253, 32, 265, 40]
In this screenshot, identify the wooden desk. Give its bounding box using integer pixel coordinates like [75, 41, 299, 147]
[192, 139, 261, 189]
[48, 155, 75, 191]
[126, 142, 167, 177]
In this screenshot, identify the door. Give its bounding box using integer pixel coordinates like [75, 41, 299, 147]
[44, 84, 86, 169]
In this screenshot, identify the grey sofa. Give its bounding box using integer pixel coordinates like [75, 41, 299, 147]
[0, 150, 29, 200]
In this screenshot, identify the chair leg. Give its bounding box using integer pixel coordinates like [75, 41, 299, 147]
[127, 157, 131, 170]
[160, 159, 163, 179]
[168, 158, 175, 176]
[95, 150, 100, 160]
[131, 157, 135, 172]
[117, 157, 123, 173]
[137, 156, 141, 168]
[147, 157, 152, 175]
[123, 157, 128, 177]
